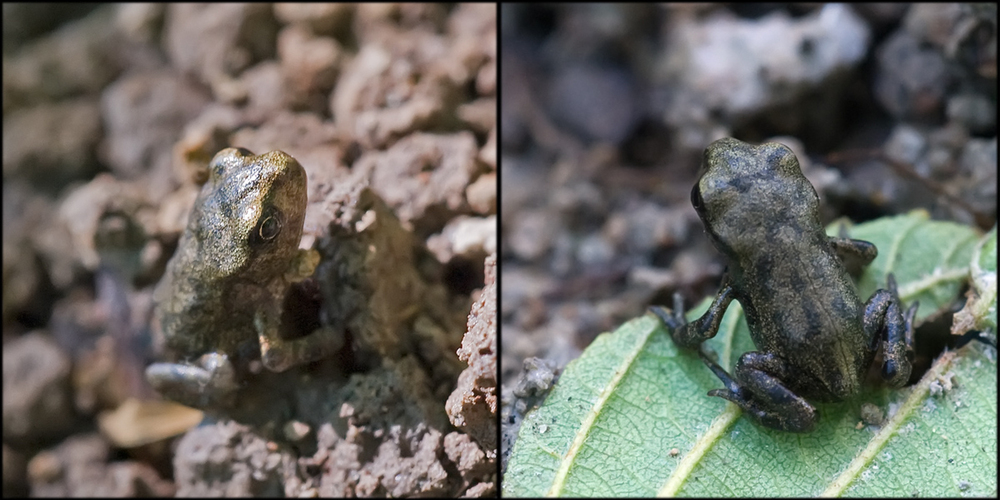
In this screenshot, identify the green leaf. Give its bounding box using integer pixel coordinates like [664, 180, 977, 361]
[504, 212, 995, 496]
[830, 210, 982, 325]
[952, 225, 998, 334]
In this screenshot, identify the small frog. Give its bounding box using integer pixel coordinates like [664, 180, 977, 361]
[651, 138, 917, 432]
[147, 148, 342, 409]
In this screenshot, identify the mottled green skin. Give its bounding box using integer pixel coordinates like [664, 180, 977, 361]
[147, 148, 341, 409]
[651, 138, 916, 432]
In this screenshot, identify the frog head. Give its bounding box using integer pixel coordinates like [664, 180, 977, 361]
[693, 138, 822, 258]
[191, 148, 308, 283]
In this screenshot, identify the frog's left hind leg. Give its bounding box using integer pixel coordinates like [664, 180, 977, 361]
[700, 350, 819, 433]
[145, 352, 238, 408]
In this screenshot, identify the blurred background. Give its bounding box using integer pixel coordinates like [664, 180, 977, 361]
[499, 3, 996, 466]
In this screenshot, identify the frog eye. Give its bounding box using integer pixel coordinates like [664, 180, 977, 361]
[690, 183, 705, 214]
[255, 208, 283, 242]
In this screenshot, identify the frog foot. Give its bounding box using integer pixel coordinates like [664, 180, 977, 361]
[699, 350, 819, 433]
[145, 352, 238, 408]
[650, 283, 735, 350]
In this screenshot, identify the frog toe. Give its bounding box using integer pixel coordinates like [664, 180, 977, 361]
[881, 357, 911, 387]
[649, 305, 683, 330]
[750, 405, 818, 433]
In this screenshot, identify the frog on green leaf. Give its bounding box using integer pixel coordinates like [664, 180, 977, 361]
[651, 138, 917, 432]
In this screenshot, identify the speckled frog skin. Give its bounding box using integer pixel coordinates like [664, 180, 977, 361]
[147, 148, 341, 409]
[651, 138, 917, 432]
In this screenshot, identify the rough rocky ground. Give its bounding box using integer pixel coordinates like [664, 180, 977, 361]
[3, 4, 496, 497]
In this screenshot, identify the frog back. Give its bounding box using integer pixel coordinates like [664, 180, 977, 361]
[733, 237, 872, 395]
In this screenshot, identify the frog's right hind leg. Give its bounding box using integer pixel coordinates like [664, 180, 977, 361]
[145, 352, 238, 408]
[862, 274, 917, 388]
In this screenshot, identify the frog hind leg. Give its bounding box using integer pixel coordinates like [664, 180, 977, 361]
[145, 352, 238, 408]
[700, 350, 818, 433]
[862, 274, 917, 388]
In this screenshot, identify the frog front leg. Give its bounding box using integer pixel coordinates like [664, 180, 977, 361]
[255, 310, 345, 372]
[256, 249, 346, 372]
[145, 352, 239, 408]
[862, 274, 917, 387]
[650, 276, 818, 431]
[649, 275, 735, 348]
[828, 237, 877, 277]
[700, 350, 819, 432]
